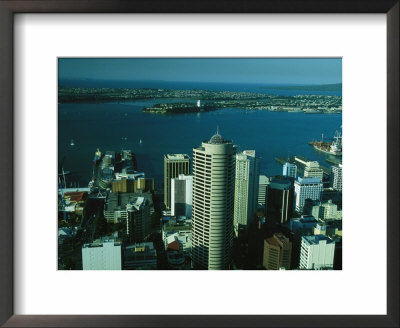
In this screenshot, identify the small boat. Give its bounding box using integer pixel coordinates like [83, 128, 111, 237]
[139, 139, 142, 144]
[70, 139, 75, 146]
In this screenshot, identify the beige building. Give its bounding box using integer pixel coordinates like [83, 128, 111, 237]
[164, 154, 190, 209]
[191, 132, 236, 270]
[312, 200, 342, 221]
[233, 150, 260, 236]
[112, 178, 135, 193]
[304, 161, 324, 181]
[112, 178, 154, 193]
[263, 233, 292, 270]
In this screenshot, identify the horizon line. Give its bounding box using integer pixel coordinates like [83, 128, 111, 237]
[58, 79, 342, 86]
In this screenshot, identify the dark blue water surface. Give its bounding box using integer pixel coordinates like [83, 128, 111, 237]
[58, 100, 342, 188]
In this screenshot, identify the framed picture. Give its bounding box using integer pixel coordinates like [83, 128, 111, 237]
[0, 1, 398, 327]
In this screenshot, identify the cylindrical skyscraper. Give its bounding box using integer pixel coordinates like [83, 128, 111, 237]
[191, 132, 236, 270]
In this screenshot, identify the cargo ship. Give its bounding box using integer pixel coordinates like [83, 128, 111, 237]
[309, 129, 342, 156]
[93, 148, 102, 165]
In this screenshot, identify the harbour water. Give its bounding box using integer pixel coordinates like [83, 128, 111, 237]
[58, 100, 342, 189]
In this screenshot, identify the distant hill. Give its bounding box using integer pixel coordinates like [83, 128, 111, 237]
[262, 83, 342, 92]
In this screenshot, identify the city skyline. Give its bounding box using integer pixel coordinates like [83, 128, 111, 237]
[58, 58, 342, 271]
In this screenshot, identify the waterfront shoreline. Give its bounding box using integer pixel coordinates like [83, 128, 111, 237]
[59, 87, 342, 115]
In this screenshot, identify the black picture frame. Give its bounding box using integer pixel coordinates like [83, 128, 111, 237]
[0, 1, 398, 327]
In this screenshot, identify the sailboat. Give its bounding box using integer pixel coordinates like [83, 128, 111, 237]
[70, 139, 75, 146]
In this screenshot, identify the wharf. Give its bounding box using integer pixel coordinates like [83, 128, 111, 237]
[58, 187, 91, 195]
[275, 156, 330, 176]
[325, 158, 342, 166]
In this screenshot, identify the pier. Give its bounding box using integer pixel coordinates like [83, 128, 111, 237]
[275, 156, 331, 176]
[325, 158, 342, 166]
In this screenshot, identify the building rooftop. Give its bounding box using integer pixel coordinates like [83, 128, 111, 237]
[163, 220, 191, 232]
[206, 131, 233, 145]
[302, 235, 334, 245]
[269, 176, 292, 189]
[296, 177, 322, 184]
[125, 242, 155, 253]
[300, 215, 317, 222]
[172, 174, 193, 181]
[82, 237, 122, 248]
[259, 175, 269, 184]
[209, 132, 224, 144]
[114, 171, 145, 180]
[305, 161, 320, 168]
[243, 150, 256, 157]
[105, 192, 152, 212]
[265, 236, 281, 247]
[167, 240, 180, 251]
[127, 197, 146, 211]
[105, 151, 116, 158]
[64, 192, 86, 203]
[165, 154, 190, 160]
[274, 233, 289, 245]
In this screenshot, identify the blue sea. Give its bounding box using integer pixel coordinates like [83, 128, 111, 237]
[58, 81, 342, 188]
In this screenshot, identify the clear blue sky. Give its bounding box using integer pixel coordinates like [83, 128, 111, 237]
[58, 58, 341, 85]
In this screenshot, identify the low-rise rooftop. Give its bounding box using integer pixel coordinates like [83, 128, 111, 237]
[302, 235, 334, 245]
[165, 154, 190, 160]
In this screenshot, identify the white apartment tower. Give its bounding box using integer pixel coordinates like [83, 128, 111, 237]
[283, 162, 297, 179]
[294, 177, 323, 213]
[299, 235, 335, 270]
[164, 154, 190, 209]
[330, 164, 343, 191]
[191, 131, 236, 270]
[171, 174, 193, 217]
[233, 150, 260, 235]
[82, 238, 122, 270]
[258, 175, 269, 206]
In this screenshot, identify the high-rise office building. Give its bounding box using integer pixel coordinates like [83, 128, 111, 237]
[103, 192, 153, 233]
[266, 176, 294, 224]
[303, 161, 324, 181]
[233, 150, 260, 235]
[283, 162, 297, 179]
[258, 175, 269, 206]
[164, 154, 190, 209]
[299, 235, 335, 270]
[263, 233, 292, 270]
[82, 238, 122, 270]
[191, 132, 236, 270]
[330, 163, 342, 191]
[171, 174, 193, 217]
[126, 196, 151, 243]
[294, 177, 323, 213]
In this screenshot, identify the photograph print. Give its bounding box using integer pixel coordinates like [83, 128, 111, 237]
[58, 58, 342, 271]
